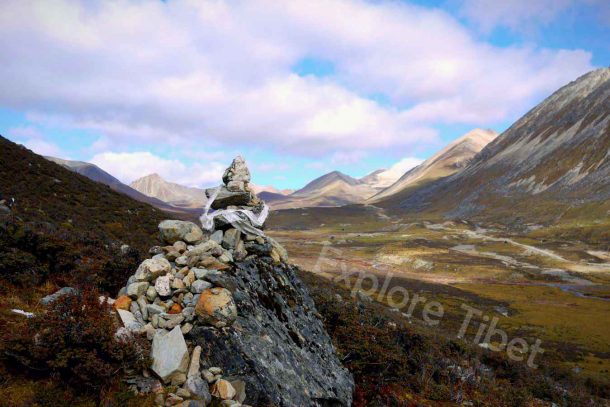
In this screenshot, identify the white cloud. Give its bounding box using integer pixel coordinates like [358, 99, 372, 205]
[22, 138, 64, 157]
[331, 151, 367, 166]
[0, 0, 595, 158]
[90, 151, 224, 187]
[6, 126, 65, 157]
[384, 157, 425, 179]
[370, 157, 424, 187]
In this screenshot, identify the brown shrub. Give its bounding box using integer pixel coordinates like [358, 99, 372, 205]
[1, 287, 150, 395]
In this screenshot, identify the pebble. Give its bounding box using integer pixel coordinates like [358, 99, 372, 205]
[127, 282, 150, 298]
[155, 275, 172, 296]
[208, 367, 223, 375]
[114, 295, 132, 311]
[202, 369, 216, 383]
[212, 379, 236, 400]
[181, 323, 193, 335]
[146, 286, 158, 302]
[190, 279, 212, 294]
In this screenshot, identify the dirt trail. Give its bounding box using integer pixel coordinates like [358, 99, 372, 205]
[432, 224, 610, 274]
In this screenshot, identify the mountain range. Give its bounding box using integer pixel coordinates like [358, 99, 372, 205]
[129, 173, 207, 209]
[45, 156, 186, 211]
[129, 174, 293, 209]
[379, 67, 610, 224]
[43, 127, 498, 212]
[263, 128, 497, 209]
[35, 68, 610, 221]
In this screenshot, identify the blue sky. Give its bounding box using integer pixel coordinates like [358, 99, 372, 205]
[0, 0, 608, 190]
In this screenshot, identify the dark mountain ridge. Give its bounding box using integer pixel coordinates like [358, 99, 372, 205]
[46, 156, 200, 217]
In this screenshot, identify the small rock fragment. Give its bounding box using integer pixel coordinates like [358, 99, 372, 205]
[155, 275, 172, 296]
[114, 295, 132, 311]
[211, 379, 236, 400]
[127, 282, 150, 299]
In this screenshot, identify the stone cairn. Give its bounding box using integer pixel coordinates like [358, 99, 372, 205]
[112, 157, 289, 407]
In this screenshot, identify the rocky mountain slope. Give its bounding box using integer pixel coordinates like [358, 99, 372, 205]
[266, 130, 494, 210]
[131, 173, 292, 210]
[384, 68, 610, 223]
[131, 174, 208, 209]
[267, 171, 379, 209]
[370, 128, 497, 203]
[45, 156, 178, 212]
[249, 184, 293, 196]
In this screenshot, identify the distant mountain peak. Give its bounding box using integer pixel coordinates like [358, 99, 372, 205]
[370, 128, 498, 203]
[140, 173, 164, 181]
[385, 68, 610, 222]
[131, 174, 207, 208]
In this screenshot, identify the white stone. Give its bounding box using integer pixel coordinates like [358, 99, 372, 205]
[117, 309, 142, 332]
[155, 275, 172, 296]
[135, 258, 171, 281]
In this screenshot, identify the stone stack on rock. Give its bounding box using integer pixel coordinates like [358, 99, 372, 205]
[201, 156, 268, 236]
[113, 157, 354, 407]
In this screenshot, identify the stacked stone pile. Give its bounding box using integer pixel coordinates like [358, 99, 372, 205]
[113, 157, 353, 407]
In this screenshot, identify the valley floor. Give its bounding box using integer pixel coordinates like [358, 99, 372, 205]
[267, 208, 610, 388]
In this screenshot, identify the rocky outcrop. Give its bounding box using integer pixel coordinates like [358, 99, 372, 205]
[190, 256, 354, 406]
[114, 156, 353, 407]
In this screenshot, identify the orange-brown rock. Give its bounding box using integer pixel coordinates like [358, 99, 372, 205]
[168, 303, 183, 314]
[113, 295, 132, 311]
[195, 287, 237, 328]
[199, 256, 231, 271]
[211, 379, 236, 400]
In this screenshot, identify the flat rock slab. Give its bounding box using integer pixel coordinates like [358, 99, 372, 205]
[151, 326, 190, 383]
[206, 187, 252, 209]
[40, 287, 77, 305]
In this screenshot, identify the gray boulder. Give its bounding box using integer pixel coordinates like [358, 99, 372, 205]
[159, 220, 205, 245]
[117, 309, 143, 332]
[222, 228, 241, 250]
[40, 287, 78, 305]
[210, 230, 224, 244]
[134, 258, 171, 281]
[184, 345, 212, 403]
[187, 240, 221, 257]
[190, 279, 212, 294]
[127, 282, 150, 298]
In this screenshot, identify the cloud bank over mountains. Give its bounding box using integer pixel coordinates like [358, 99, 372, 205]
[0, 0, 600, 187]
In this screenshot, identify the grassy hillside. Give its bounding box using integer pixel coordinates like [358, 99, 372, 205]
[299, 269, 609, 406]
[0, 136, 180, 404]
[0, 136, 167, 250]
